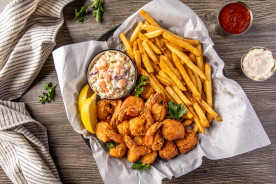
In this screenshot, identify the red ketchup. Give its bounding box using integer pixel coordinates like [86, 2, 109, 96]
[219, 3, 251, 34]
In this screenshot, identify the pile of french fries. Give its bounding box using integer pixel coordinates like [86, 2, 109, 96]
[120, 10, 222, 134]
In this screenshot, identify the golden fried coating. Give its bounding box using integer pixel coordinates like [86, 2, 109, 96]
[118, 96, 145, 121]
[95, 121, 111, 142]
[152, 103, 166, 121]
[127, 149, 140, 162]
[109, 143, 128, 158]
[140, 150, 158, 165]
[133, 136, 145, 146]
[159, 141, 179, 160]
[145, 122, 162, 148]
[151, 130, 164, 151]
[161, 119, 185, 140]
[97, 99, 122, 121]
[141, 84, 156, 100]
[129, 116, 146, 136]
[175, 129, 198, 154]
[117, 121, 130, 136]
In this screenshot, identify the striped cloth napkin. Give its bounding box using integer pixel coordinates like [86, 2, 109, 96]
[0, 0, 73, 183]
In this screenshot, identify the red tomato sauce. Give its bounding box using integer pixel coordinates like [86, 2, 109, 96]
[219, 3, 251, 34]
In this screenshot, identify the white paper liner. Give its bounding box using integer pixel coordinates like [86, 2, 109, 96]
[52, 0, 271, 183]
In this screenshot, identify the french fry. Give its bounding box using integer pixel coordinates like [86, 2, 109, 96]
[192, 99, 209, 127]
[144, 30, 163, 39]
[156, 75, 172, 86]
[172, 53, 201, 97]
[193, 124, 199, 133]
[151, 61, 161, 73]
[144, 21, 150, 26]
[120, 33, 132, 52]
[162, 39, 187, 52]
[196, 44, 204, 73]
[133, 41, 141, 74]
[138, 39, 154, 73]
[139, 10, 160, 27]
[188, 106, 205, 134]
[166, 86, 193, 119]
[126, 50, 135, 61]
[160, 55, 182, 81]
[166, 43, 207, 80]
[193, 94, 223, 122]
[187, 68, 197, 86]
[129, 22, 143, 47]
[205, 63, 213, 122]
[133, 40, 138, 51]
[155, 37, 173, 60]
[189, 53, 196, 63]
[142, 40, 159, 64]
[150, 73, 173, 101]
[194, 73, 202, 95]
[200, 91, 207, 114]
[172, 85, 192, 106]
[163, 32, 201, 57]
[140, 69, 165, 100]
[139, 33, 162, 55]
[159, 59, 186, 91]
[182, 119, 193, 127]
[142, 24, 200, 46]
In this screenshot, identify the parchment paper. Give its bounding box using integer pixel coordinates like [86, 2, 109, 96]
[52, 0, 271, 183]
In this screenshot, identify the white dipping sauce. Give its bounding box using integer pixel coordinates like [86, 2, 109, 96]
[242, 48, 275, 81]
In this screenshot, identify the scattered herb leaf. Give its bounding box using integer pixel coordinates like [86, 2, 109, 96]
[91, 0, 104, 22]
[74, 6, 89, 23]
[39, 82, 58, 104]
[105, 141, 118, 149]
[165, 100, 187, 120]
[131, 162, 151, 171]
[135, 75, 149, 97]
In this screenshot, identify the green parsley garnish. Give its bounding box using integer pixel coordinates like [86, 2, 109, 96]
[105, 141, 118, 149]
[131, 161, 151, 171]
[135, 75, 149, 97]
[74, 6, 89, 23]
[39, 82, 58, 104]
[165, 100, 187, 120]
[91, 0, 104, 22]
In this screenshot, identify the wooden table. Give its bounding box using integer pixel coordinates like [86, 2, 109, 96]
[1, 0, 275, 183]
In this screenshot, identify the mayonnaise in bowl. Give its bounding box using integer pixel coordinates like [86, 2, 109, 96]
[241, 47, 276, 81]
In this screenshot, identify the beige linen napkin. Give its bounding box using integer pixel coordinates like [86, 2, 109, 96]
[0, 0, 73, 183]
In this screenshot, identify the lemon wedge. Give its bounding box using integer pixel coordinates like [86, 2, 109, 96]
[80, 92, 97, 134]
[78, 84, 94, 110]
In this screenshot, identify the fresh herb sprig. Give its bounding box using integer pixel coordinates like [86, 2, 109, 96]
[74, 6, 89, 23]
[105, 141, 118, 149]
[91, 0, 104, 22]
[135, 75, 149, 97]
[74, 0, 104, 23]
[165, 100, 187, 120]
[131, 161, 151, 171]
[39, 82, 58, 104]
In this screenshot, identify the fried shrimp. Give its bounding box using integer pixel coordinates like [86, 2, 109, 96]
[117, 121, 130, 136]
[95, 121, 111, 142]
[124, 135, 147, 162]
[159, 141, 179, 160]
[140, 150, 158, 165]
[141, 84, 156, 100]
[110, 143, 128, 158]
[175, 129, 198, 154]
[145, 122, 164, 150]
[145, 93, 166, 122]
[116, 96, 145, 122]
[129, 116, 146, 136]
[161, 119, 185, 140]
[97, 99, 122, 121]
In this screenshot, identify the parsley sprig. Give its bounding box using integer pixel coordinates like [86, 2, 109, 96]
[165, 100, 187, 120]
[74, 0, 104, 23]
[131, 161, 151, 171]
[91, 0, 104, 22]
[74, 6, 89, 23]
[39, 82, 58, 104]
[135, 75, 149, 97]
[105, 141, 118, 149]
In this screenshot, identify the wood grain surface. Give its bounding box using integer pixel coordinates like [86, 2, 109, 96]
[1, 0, 276, 183]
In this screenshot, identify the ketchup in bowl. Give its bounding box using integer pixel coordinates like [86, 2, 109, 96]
[218, 2, 252, 34]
